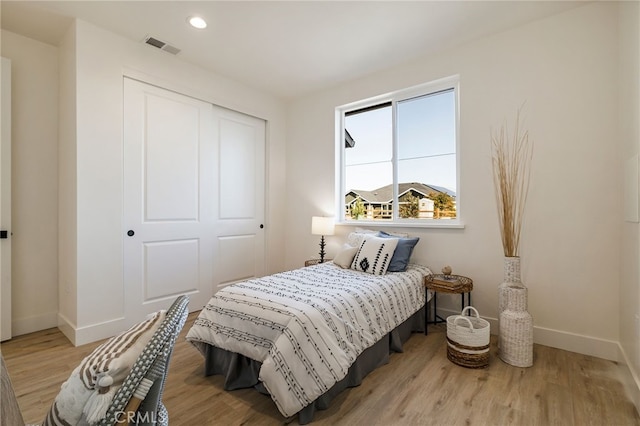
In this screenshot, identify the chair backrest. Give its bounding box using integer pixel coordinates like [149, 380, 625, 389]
[98, 295, 189, 426]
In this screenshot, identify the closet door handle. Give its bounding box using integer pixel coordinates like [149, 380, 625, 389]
[127, 230, 135, 237]
[259, 224, 264, 229]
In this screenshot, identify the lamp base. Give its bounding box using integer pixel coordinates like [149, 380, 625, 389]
[318, 235, 326, 263]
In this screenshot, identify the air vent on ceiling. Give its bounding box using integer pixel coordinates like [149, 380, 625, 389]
[143, 36, 181, 55]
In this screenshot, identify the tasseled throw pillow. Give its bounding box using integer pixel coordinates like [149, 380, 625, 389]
[42, 310, 165, 426]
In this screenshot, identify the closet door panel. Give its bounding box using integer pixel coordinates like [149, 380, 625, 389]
[124, 78, 214, 318]
[144, 95, 200, 221]
[213, 106, 266, 290]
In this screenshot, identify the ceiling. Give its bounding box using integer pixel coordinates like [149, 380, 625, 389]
[1, 1, 586, 100]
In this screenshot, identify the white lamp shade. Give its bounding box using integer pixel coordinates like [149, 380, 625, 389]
[311, 216, 335, 236]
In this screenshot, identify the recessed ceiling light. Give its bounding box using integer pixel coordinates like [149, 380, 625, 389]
[188, 16, 207, 29]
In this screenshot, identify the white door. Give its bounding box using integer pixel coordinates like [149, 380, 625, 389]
[123, 78, 265, 320]
[124, 78, 215, 317]
[212, 105, 265, 290]
[0, 58, 11, 342]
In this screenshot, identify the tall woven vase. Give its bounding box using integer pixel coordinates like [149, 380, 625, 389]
[498, 256, 521, 315]
[498, 257, 533, 367]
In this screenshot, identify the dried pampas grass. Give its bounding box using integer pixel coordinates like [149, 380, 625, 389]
[491, 108, 533, 257]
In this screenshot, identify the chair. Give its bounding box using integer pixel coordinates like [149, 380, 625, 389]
[99, 295, 189, 425]
[43, 295, 189, 426]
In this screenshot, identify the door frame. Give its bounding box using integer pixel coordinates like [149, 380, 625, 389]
[1, 57, 12, 341]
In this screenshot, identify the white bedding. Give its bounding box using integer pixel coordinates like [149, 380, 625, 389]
[186, 262, 431, 417]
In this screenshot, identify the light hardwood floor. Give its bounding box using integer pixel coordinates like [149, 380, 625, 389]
[2, 312, 639, 426]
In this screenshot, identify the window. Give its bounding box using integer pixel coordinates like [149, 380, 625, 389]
[337, 76, 459, 225]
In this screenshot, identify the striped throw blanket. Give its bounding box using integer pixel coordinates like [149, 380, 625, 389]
[186, 262, 430, 417]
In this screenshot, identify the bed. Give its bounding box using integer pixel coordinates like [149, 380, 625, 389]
[186, 254, 432, 423]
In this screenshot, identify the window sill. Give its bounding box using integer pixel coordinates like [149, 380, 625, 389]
[336, 220, 465, 230]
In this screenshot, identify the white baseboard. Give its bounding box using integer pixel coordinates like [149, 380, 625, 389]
[532, 324, 619, 361]
[618, 343, 640, 414]
[57, 311, 76, 345]
[58, 312, 126, 346]
[437, 307, 619, 361]
[12, 311, 58, 337]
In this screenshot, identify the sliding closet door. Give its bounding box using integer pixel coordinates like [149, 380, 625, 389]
[123, 78, 266, 319]
[123, 78, 215, 316]
[211, 105, 265, 290]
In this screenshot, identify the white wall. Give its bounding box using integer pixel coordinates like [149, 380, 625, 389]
[286, 2, 622, 360]
[57, 21, 77, 337]
[619, 0, 640, 410]
[0, 30, 59, 336]
[58, 20, 287, 345]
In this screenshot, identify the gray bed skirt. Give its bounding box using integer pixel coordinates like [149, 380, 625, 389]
[202, 307, 425, 424]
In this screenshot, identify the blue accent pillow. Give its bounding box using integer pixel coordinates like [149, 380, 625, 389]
[378, 231, 420, 272]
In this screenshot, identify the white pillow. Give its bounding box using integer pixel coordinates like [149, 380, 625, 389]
[346, 228, 379, 248]
[351, 235, 399, 275]
[333, 244, 358, 268]
[346, 232, 365, 248]
[355, 227, 378, 235]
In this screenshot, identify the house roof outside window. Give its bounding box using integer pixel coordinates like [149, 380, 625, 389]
[347, 182, 456, 204]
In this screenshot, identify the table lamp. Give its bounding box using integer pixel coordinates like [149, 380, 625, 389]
[311, 216, 335, 263]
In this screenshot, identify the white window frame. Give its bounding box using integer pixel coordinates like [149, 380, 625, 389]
[335, 75, 463, 228]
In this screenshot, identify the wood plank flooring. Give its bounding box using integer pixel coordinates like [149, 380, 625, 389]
[2, 312, 639, 425]
[1, 355, 25, 425]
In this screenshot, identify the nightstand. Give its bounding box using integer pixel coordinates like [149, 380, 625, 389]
[424, 274, 473, 335]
